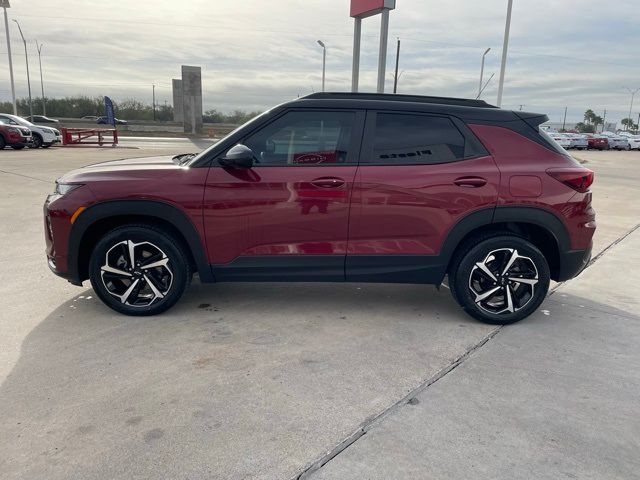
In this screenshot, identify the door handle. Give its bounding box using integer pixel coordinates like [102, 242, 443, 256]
[454, 177, 487, 188]
[311, 177, 345, 188]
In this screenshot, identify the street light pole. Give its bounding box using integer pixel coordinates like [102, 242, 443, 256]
[625, 87, 639, 131]
[36, 40, 45, 115]
[13, 19, 32, 119]
[1, 0, 17, 114]
[317, 40, 326, 92]
[393, 37, 401, 94]
[478, 47, 491, 99]
[496, 0, 513, 107]
[152, 84, 156, 121]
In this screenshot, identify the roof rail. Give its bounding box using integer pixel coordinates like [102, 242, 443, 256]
[302, 92, 497, 109]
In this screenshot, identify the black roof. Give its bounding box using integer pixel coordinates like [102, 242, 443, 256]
[285, 92, 538, 123]
[302, 92, 496, 109]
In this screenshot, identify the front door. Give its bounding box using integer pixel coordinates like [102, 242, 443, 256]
[203, 109, 364, 281]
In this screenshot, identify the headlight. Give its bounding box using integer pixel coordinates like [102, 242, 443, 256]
[54, 183, 83, 196]
[52, 128, 60, 135]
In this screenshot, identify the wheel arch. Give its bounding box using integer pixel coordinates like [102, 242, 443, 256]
[442, 206, 570, 281]
[69, 200, 213, 284]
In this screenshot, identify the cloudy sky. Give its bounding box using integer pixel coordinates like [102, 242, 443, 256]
[1, 0, 639, 123]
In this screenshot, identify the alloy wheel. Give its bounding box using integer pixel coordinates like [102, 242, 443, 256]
[468, 248, 539, 315]
[100, 240, 173, 307]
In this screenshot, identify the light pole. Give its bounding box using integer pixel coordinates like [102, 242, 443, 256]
[36, 40, 45, 115]
[496, 0, 513, 107]
[13, 19, 32, 119]
[625, 87, 639, 131]
[478, 47, 491, 98]
[152, 84, 156, 121]
[393, 37, 401, 94]
[317, 40, 326, 92]
[1, 0, 16, 114]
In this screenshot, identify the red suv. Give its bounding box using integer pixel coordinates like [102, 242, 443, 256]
[0, 123, 32, 150]
[44, 93, 595, 324]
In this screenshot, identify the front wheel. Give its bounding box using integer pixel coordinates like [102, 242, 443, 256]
[30, 134, 43, 149]
[89, 225, 191, 315]
[449, 235, 550, 325]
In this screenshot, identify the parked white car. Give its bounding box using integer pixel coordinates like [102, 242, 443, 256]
[624, 134, 640, 150]
[0, 113, 61, 148]
[550, 133, 571, 149]
[567, 133, 588, 150]
[599, 131, 629, 150]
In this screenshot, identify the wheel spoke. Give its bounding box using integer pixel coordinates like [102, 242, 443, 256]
[474, 285, 502, 303]
[144, 274, 165, 300]
[508, 276, 538, 286]
[101, 265, 132, 277]
[127, 240, 137, 268]
[143, 257, 169, 270]
[501, 249, 519, 275]
[119, 279, 140, 304]
[505, 285, 515, 313]
[475, 261, 497, 282]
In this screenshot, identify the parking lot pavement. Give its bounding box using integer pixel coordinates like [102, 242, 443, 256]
[0, 147, 638, 479]
[308, 226, 640, 480]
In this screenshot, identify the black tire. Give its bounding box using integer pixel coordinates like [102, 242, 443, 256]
[11, 144, 25, 150]
[0, 135, 5, 149]
[89, 224, 191, 316]
[449, 234, 550, 325]
[30, 133, 43, 149]
[42, 143, 53, 148]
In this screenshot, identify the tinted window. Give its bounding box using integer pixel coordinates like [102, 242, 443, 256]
[370, 113, 466, 164]
[243, 111, 355, 165]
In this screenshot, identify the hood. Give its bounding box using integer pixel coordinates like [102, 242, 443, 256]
[58, 155, 184, 183]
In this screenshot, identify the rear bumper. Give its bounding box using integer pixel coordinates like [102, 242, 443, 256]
[556, 246, 591, 282]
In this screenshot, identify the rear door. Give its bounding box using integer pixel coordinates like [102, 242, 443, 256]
[346, 111, 500, 282]
[203, 109, 364, 281]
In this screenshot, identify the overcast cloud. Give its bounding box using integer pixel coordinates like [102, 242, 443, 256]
[1, 0, 639, 123]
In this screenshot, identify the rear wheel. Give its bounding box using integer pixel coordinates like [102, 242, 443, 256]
[450, 235, 550, 324]
[89, 225, 191, 316]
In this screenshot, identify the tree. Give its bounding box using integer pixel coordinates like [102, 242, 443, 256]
[575, 122, 595, 133]
[621, 117, 638, 132]
[584, 109, 595, 124]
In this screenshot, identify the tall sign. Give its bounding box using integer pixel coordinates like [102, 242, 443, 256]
[104, 96, 115, 127]
[350, 0, 396, 93]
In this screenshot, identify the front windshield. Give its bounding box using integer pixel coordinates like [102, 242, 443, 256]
[185, 109, 272, 166]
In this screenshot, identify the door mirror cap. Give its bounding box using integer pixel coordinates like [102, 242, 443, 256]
[219, 144, 254, 168]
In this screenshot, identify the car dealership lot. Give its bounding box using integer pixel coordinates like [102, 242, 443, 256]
[1, 146, 639, 479]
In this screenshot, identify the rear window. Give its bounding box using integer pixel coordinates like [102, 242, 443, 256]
[368, 113, 467, 165]
[539, 128, 568, 155]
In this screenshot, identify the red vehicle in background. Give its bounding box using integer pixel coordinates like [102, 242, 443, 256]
[583, 133, 609, 150]
[0, 123, 32, 150]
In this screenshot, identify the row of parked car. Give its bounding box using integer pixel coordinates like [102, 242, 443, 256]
[548, 131, 640, 151]
[0, 113, 62, 150]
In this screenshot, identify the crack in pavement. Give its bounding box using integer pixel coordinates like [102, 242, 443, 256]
[0, 169, 51, 184]
[294, 223, 640, 480]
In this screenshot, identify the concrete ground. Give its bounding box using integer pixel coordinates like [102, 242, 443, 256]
[0, 145, 638, 479]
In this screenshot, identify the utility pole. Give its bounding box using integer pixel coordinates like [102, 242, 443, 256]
[2, 0, 17, 115]
[496, 0, 513, 107]
[13, 19, 32, 119]
[152, 84, 156, 121]
[625, 87, 639, 131]
[377, 8, 390, 93]
[478, 47, 491, 98]
[317, 40, 326, 92]
[36, 40, 45, 115]
[393, 37, 400, 94]
[562, 106, 567, 131]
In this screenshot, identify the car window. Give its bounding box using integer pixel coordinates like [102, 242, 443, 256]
[368, 113, 466, 165]
[242, 111, 355, 165]
[0, 116, 18, 125]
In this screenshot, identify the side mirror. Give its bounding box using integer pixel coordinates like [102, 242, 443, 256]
[219, 144, 254, 168]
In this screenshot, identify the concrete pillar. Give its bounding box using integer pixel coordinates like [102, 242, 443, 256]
[172, 79, 183, 122]
[181, 66, 202, 134]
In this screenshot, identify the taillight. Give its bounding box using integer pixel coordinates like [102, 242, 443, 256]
[546, 167, 594, 193]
